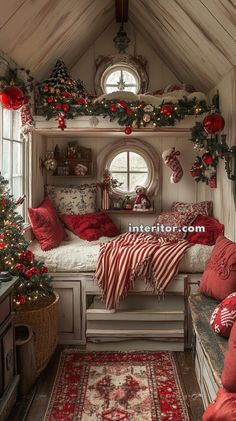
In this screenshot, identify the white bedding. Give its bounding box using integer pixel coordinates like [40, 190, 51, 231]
[29, 230, 213, 273]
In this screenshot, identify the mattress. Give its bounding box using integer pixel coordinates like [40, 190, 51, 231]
[29, 230, 213, 273]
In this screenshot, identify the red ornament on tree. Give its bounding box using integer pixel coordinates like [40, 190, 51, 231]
[160, 104, 174, 116]
[47, 96, 54, 103]
[203, 112, 225, 134]
[77, 97, 86, 105]
[126, 108, 133, 115]
[16, 295, 26, 305]
[117, 100, 127, 109]
[110, 105, 117, 112]
[124, 127, 132, 135]
[62, 104, 70, 112]
[202, 153, 213, 165]
[0, 242, 6, 249]
[15, 263, 26, 273]
[40, 266, 48, 273]
[55, 103, 62, 109]
[0, 85, 25, 110]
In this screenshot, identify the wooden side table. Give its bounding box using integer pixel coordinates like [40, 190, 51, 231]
[0, 277, 20, 421]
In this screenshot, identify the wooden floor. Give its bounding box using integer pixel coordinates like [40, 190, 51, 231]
[9, 346, 204, 421]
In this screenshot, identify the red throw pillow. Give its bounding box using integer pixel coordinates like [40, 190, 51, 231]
[210, 293, 236, 337]
[28, 197, 66, 251]
[186, 215, 224, 245]
[203, 388, 236, 421]
[60, 212, 120, 241]
[200, 235, 236, 301]
[152, 210, 195, 242]
[221, 321, 236, 392]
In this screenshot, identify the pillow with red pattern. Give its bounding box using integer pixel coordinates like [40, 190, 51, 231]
[221, 321, 236, 392]
[200, 235, 236, 301]
[202, 388, 236, 421]
[171, 200, 213, 216]
[152, 210, 195, 242]
[186, 215, 224, 245]
[28, 196, 66, 251]
[210, 293, 236, 337]
[146, 83, 196, 96]
[60, 212, 120, 241]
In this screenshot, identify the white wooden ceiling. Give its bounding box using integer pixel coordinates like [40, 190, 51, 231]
[0, 0, 235, 91]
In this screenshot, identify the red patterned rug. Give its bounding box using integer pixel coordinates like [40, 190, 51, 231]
[44, 350, 189, 421]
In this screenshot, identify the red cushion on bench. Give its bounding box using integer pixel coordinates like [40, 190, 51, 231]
[210, 293, 236, 338]
[222, 322, 236, 392]
[203, 388, 236, 420]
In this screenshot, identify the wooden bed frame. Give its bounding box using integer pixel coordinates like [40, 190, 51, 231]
[51, 272, 200, 351]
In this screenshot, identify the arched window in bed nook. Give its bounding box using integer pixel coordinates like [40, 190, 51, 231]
[101, 64, 140, 94]
[97, 138, 161, 203]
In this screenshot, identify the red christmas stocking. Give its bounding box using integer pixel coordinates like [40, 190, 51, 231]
[162, 147, 183, 183]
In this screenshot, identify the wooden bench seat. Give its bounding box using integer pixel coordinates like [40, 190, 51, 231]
[189, 293, 228, 408]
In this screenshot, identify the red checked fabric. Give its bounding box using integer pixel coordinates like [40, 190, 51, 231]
[202, 388, 236, 421]
[153, 210, 195, 242]
[171, 200, 213, 216]
[222, 321, 236, 392]
[210, 293, 236, 337]
[200, 235, 236, 301]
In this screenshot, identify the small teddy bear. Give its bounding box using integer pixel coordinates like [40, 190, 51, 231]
[133, 186, 151, 211]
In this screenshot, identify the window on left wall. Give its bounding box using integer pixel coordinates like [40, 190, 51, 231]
[0, 107, 27, 218]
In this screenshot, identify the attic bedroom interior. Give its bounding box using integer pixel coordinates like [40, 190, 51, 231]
[0, 0, 236, 420]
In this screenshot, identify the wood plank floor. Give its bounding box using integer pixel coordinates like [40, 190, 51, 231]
[9, 347, 204, 421]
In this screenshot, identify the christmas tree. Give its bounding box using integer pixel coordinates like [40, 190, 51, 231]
[39, 59, 88, 128]
[0, 174, 53, 306]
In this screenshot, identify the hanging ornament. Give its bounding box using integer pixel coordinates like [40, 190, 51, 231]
[124, 127, 132, 135]
[15, 295, 26, 305]
[143, 113, 151, 123]
[20, 104, 35, 134]
[202, 152, 213, 165]
[57, 112, 66, 130]
[203, 112, 225, 134]
[160, 103, 174, 116]
[110, 105, 117, 112]
[0, 85, 25, 110]
[162, 147, 183, 183]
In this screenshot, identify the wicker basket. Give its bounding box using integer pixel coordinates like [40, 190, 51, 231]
[14, 292, 59, 376]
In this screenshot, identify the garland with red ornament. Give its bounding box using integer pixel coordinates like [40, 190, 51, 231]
[0, 174, 53, 306]
[0, 67, 35, 133]
[189, 108, 228, 187]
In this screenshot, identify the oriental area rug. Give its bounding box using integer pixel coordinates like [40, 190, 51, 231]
[44, 350, 190, 421]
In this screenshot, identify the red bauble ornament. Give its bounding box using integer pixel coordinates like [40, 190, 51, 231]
[40, 266, 48, 273]
[0, 242, 6, 249]
[124, 127, 132, 135]
[30, 267, 39, 275]
[126, 108, 133, 115]
[55, 103, 62, 109]
[15, 263, 26, 273]
[190, 169, 201, 177]
[62, 104, 70, 112]
[0, 85, 25, 110]
[47, 96, 54, 103]
[203, 112, 225, 134]
[21, 250, 34, 262]
[77, 97, 86, 105]
[1, 199, 6, 207]
[202, 152, 213, 165]
[25, 269, 33, 279]
[16, 295, 26, 305]
[110, 105, 117, 112]
[161, 104, 174, 116]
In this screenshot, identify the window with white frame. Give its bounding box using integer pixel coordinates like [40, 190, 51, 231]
[102, 64, 140, 94]
[108, 149, 149, 194]
[0, 107, 26, 217]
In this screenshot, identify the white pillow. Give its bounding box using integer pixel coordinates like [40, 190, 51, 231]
[45, 184, 97, 215]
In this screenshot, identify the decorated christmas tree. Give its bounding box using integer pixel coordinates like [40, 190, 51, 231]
[39, 59, 88, 129]
[0, 174, 53, 306]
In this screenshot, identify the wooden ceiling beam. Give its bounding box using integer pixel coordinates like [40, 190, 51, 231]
[115, 0, 129, 22]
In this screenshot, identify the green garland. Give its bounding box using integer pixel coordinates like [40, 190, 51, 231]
[189, 121, 229, 186]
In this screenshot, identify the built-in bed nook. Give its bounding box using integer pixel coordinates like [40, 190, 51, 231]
[0, 2, 236, 419]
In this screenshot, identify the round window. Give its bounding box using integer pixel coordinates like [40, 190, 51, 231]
[101, 64, 140, 94]
[107, 149, 150, 194]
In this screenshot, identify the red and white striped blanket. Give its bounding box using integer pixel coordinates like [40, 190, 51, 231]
[95, 232, 192, 309]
